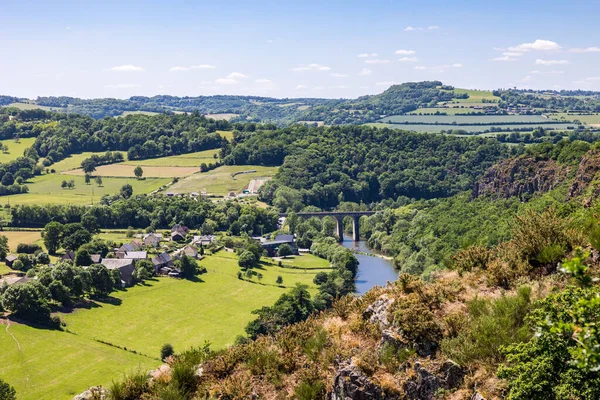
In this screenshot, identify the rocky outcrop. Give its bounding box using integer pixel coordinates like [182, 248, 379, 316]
[403, 360, 465, 400]
[72, 386, 107, 400]
[473, 156, 568, 200]
[568, 150, 600, 205]
[363, 294, 394, 328]
[329, 359, 385, 400]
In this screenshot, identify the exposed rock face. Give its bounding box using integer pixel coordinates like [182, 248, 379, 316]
[471, 392, 486, 400]
[473, 156, 568, 200]
[329, 359, 385, 400]
[72, 386, 107, 400]
[568, 150, 600, 205]
[363, 294, 394, 328]
[403, 360, 465, 400]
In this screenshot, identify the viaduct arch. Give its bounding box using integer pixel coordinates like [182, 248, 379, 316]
[279, 211, 377, 241]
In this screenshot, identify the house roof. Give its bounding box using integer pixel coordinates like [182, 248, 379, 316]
[171, 224, 189, 234]
[119, 241, 142, 252]
[90, 254, 102, 263]
[124, 251, 147, 260]
[183, 245, 198, 255]
[101, 258, 134, 270]
[61, 250, 76, 261]
[5, 254, 18, 262]
[152, 252, 173, 266]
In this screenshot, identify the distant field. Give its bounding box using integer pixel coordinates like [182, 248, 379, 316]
[366, 122, 576, 133]
[408, 107, 498, 115]
[297, 120, 325, 127]
[0, 174, 169, 206]
[168, 165, 278, 195]
[548, 113, 600, 125]
[1, 230, 43, 251]
[378, 115, 550, 124]
[205, 113, 238, 120]
[0, 137, 36, 163]
[123, 149, 220, 167]
[216, 130, 234, 140]
[4, 102, 65, 112]
[63, 164, 198, 178]
[50, 152, 127, 172]
[120, 111, 161, 117]
[453, 88, 501, 103]
[0, 322, 156, 400]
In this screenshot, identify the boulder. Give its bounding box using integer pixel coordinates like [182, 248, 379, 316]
[329, 359, 384, 400]
[72, 386, 107, 400]
[363, 294, 394, 328]
[403, 360, 465, 400]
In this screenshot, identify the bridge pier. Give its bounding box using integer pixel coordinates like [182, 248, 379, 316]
[352, 215, 360, 241]
[336, 216, 344, 242]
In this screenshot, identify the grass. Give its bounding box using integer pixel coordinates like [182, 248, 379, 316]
[63, 164, 198, 178]
[408, 107, 498, 115]
[122, 149, 220, 167]
[168, 165, 278, 195]
[0, 174, 169, 206]
[365, 122, 576, 133]
[59, 251, 330, 355]
[216, 130, 234, 140]
[1, 230, 43, 251]
[548, 112, 600, 126]
[4, 102, 65, 112]
[0, 138, 36, 163]
[50, 152, 127, 173]
[452, 88, 501, 103]
[378, 115, 551, 124]
[205, 113, 238, 121]
[0, 322, 156, 400]
[120, 111, 161, 117]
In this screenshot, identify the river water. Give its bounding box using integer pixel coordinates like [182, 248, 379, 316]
[341, 235, 398, 295]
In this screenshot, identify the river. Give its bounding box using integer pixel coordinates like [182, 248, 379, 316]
[341, 235, 398, 295]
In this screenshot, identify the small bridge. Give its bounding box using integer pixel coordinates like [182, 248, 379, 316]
[279, 211, 377, 241]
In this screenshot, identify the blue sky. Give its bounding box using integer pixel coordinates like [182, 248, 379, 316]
[1, 0, 600, 99]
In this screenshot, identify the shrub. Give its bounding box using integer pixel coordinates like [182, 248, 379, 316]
[160, 343, 174, 361]
[294, 380, 326, 400]
[108, 372, 148, 400]
[0, 378, 16, 400]
[170, 360, 197, 394]
[16, 243, 42, 254]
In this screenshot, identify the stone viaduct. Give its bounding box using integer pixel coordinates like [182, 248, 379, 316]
[279, 211, 377, 241]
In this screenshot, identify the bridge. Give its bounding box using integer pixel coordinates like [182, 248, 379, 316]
[279, 211, 377, 241]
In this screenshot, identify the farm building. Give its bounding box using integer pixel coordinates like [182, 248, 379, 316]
[140, 232, 162, 247]
[182, 245, 199, 258]
[171, 224, 189, 241]
[61, 250, 76, 262]
[0, 275, 29, 286]
[101, 258, 136, 286]
[5, 254, 17, 267]
[90, 254, 102, 264]
[193, 235, 216, 246]
[152, 252, 174, 273]
[261, 234, 298, 257]
[119, 240, 143, 253]
[123, 251, 147, 261]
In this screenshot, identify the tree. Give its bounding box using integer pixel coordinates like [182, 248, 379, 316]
[61, 180, 68, 189]
[61, 224, 92, 251]
[81, 159, 96, 174]
[178, 255, 198, 279]
[84, 173, 91, 184]
[199, 244, 205, 256]
[1, 172, 14, 186]
[67, 179, 75, 189]
[238, 251, 256, 269]
[1, 283, 50, 322]
[95, 176, 103, 187]
[313, 272, 329, 285]
[75, 249, 92, 266]
[200, 163, 208, 172]
[0, 378, 16, 400]
[120, 184, 133, 199]
[43, 221, 63, 255]
[160, 343, 174, 361]
[0, 235, 8, 260]
[81, 214, 99, 234]
[134, 166, 144, 179]
[257, 272, 263, 282]
[277, 244, 293, 258]
[134, 259, 154, 281]
[276, 275, 283, 285]
[87, 264, 114, 296]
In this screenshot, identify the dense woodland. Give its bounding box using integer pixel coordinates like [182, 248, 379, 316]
[497, 88, 600, 112]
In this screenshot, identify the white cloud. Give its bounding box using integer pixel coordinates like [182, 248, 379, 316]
[404, 26, 419, 31]
[531, 70, 564, 75]
[295, 84, 308, 89]
[428, 25, 440, 30]
[452, 63, 463, 68]
[291, 63, 331, 72]
[503, 52, 524, 57]
[535, 59, 570, 65]
[227, 72, 248, 79]
[109, 64, 144, 72]
[405, 26, 439, 32]
[169, 66, 190, 72]
[395, 49, 416, 55]
[105, 83, 141, 88]
[191, 64, 216, 69]
[508, 39, 561, 52]
[330, 73, 349, 78]
[492, 56, 518, 62]
[365, 59, 391, 64]
[357, 53, 378, 58]
[570, 47, 600, 53]
[215, 78, 239, 85]
[255, 78, 272, 84]
[521, 76, 532, 82]
[358, 68, 372, 76]
[398, 57, 418, 62]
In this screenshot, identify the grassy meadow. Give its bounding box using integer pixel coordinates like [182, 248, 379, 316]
[50, 152, 127, 172]
[0, 137, 37, 163]
[378, 114, 550, 124]
[364, 122, 576, 133]
[548, 112, 600, 126]
[122, 149, 219, 167]
[63, 164, 198, 178]
[451, 88, 501, 103]
[169, 165, 278, 195]
[5, 102, 65, 112]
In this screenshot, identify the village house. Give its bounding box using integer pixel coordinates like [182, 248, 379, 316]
[152, 251, 174, 273]
[261, 234, 298, 257]
[0, 275, 30, 286]
[182, 244, 199, 259]
[118, 240, 143, 253]
[101, 258, 136, 286]
[61, 250, 76, 262]
[123, 251, 147, 262]
[141, 233, 162, 248]
[171, 224, 189, 242]
[192, 235, 216, 246]
[90, 254, 102, 264]
[5, 254, 17, 267]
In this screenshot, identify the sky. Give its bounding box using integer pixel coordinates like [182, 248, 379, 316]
[1, 0, 600, 99]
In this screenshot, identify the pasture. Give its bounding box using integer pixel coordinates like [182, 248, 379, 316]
[0, 322, 156, 400]
[408, 107, 499, 115]
[168, 165, 278, 195]
[0, 137, 36, 163]
[452, 88, 501, 103]
[365, 122, 576, 133]
[1, 230, 43, 251]
[123, 149, 219, 167]
[50, 152, 127, 172]
[4, 102, 65, 112]
[63, 164, 198, 178]
[0, 174, 169, 206]
[548, 112, 600, 126]
[59, 251, 330, 354]
[378, 114, 551, 124]
[205, 113, 238, 120]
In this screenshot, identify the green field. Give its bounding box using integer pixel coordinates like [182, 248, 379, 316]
[0, 174, 169, 206]
[452, 88, 501, 103]
[366, 122, 576, 133]
[205, 113, 238, 121]
[168, 165, 278, 195]
[4, 102, 65, 112]
[120, 111, 161, 117]
[0, 322, 156, 400]
[408, 107, 498, 115]
[122, 149, 220, 167]
[378, 115, 551, 124]
[548, 113, 600, 125]
[0, 138, 36, 163]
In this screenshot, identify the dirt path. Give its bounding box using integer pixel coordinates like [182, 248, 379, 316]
[5, 319, 22, 352]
